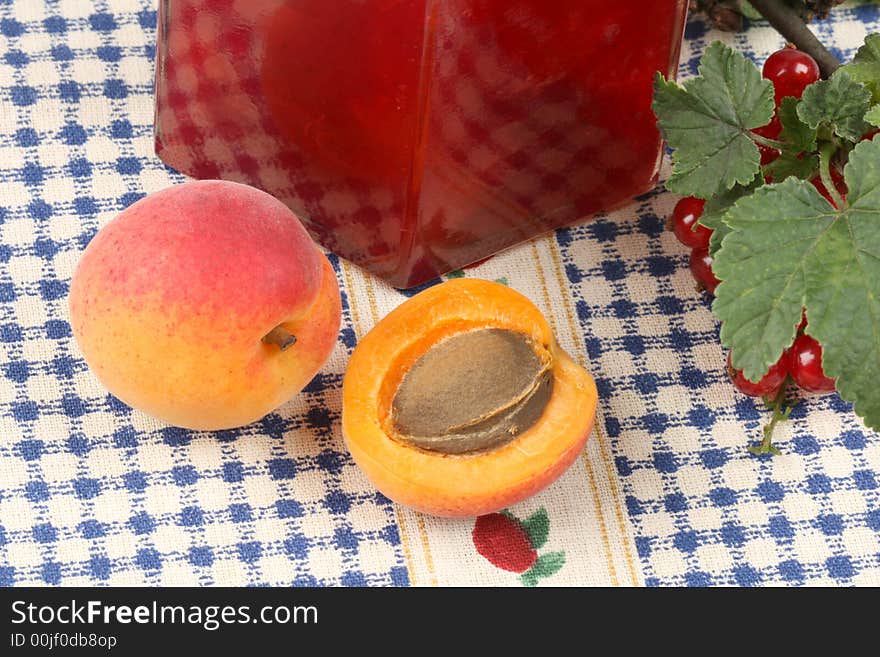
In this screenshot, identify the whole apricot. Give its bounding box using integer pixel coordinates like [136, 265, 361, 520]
[69, 180, 341, 430]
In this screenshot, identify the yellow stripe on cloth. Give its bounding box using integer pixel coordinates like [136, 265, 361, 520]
[340, 259, 419, 585]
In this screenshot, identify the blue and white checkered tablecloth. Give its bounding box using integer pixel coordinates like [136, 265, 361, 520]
[1, 0, 879, 587]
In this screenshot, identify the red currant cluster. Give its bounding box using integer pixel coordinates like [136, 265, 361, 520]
[727, 323, 835, 398]
[668, 47, 838, 407]
[668, 195, 718, 294]
[756, 48, 851, 203]
[754, 48, 821, 165]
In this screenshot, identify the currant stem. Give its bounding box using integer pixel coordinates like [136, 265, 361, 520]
[751, 132, 788, 151]
[748, 383, 790, 456]
[818, 142, 845, 208]
[748, 0, 841, 79]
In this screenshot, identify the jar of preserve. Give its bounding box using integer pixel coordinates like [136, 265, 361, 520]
[154, 0, 689, 287]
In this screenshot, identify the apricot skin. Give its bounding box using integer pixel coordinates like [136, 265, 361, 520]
[69, 180, 341, 430]
[342, 279, 597, 517]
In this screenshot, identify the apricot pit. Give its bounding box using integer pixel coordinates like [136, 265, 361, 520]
[391, 328, 553, 454]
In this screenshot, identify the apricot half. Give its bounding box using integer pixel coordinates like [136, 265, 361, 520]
[342, 279, 597, 517]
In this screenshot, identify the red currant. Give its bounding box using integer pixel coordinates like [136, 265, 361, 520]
[727, 353, 788, 398]
[762, 48, 820, 104]
[796, 310, 807, 333]
[689, 247, 720, 295]
[788, 334, 835, 392]
[669, 197, 711, 249]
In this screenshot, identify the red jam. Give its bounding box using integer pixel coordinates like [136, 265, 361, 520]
[154, 0, 688, 287]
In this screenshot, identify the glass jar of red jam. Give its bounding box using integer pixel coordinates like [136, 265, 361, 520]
[154, 0, 689, 288]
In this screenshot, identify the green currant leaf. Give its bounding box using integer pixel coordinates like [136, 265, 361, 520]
[713, 137, 880, 431]
[708, 225, 729, 257]
[765, 151, 819, 184]
[778, 96, 817, 152]
[865, 104, 880, 128]
[797, 71, 872, 142]
[837, 34, 880, 103]
[699, 175, 762, 255]
[713, 178, 828, 381]
[761, 98, 819, 185]
[653, 41, 775, 198]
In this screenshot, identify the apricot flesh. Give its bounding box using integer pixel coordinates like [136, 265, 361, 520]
[69, 180, 341, 430]
[342, 279, 597, 517]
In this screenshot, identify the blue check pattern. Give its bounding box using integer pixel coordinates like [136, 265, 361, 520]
[1, 0, 879, 587]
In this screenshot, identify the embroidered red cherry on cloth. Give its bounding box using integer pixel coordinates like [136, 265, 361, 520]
[0, 0, 878, 586]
